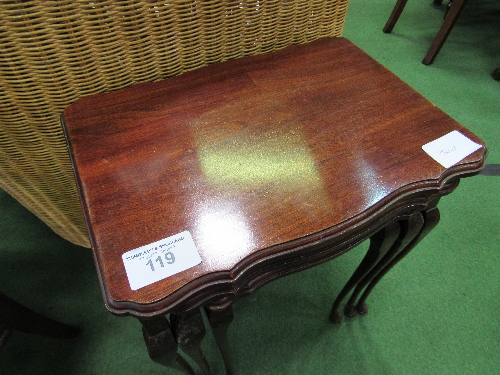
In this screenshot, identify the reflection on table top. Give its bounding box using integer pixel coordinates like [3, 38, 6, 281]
[62, 37, 486, 314]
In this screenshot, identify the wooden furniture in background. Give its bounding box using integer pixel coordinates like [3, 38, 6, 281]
[61, 37, 486, 374]
[0, 291, 79, 350]
[383, 0, 469, 65]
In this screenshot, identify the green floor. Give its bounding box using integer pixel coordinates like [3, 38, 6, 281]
[1, 1, 499, 374]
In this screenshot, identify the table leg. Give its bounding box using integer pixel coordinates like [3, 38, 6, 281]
[355, 207, 440, 314]
[422, 0, 469, 65]
[204, 305, 234, 375]
[329, 221, 401, 323]
[139, 316, 194, 375]
[344, 211, 425, 316]
[383, 0, 409, 33]
[171, 309, 211, 375]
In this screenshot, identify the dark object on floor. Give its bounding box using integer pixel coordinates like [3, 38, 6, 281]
[492, 69, 500, 81]
[0, 291, 79, 350]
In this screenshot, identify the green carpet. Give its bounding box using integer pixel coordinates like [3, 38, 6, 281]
[1, 1, 499, 374]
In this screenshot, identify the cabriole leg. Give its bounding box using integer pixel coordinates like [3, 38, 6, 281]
[329, 221, 400, 323]
[344, 212, 425, 316]
[205, 305, 234, 375]
[356, 207, 440, 314]
[139, 316, 194, 375]
[171, 308, 211, 375]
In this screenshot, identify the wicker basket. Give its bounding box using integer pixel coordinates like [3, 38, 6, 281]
[0, 0, 350, 248]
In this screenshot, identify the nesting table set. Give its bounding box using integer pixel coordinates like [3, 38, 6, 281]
[61, 38, 486, 374]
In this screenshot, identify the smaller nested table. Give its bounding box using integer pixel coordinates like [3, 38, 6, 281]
[61, 38, 486, 375]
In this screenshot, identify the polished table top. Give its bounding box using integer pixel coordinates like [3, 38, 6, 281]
[62, 37, 486, 316]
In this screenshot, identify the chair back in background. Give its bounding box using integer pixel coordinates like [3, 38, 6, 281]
[0, 1, 350, 247]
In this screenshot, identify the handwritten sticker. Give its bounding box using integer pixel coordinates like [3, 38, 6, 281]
[422, 130, 482, 168]
[122, 231, 202, 291]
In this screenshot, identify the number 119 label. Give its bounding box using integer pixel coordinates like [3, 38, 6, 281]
[122, 231, 202, 291]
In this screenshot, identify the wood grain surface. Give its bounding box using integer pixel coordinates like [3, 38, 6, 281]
[62, 37, 486, 316]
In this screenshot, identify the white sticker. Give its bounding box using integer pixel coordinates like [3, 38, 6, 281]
[122, 231, 202, 291]
[422, 130, 482, 168]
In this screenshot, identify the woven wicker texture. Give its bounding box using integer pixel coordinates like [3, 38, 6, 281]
[0, 0, 350, 248]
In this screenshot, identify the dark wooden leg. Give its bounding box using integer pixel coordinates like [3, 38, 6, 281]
[329, 221, 400, 323]
[0, 291, 79, 340]
[171, 309, 211, 375]
[422, 0, 468, 65]
[383, 0, 409, 33]
[344, 211, 425, 317]
[139, 316, 194, 375]
[356, 207, 440, 314]
[204, 305, 234, 375]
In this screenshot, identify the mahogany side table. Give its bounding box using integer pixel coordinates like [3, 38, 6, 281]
[61, 37, 486, 374]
